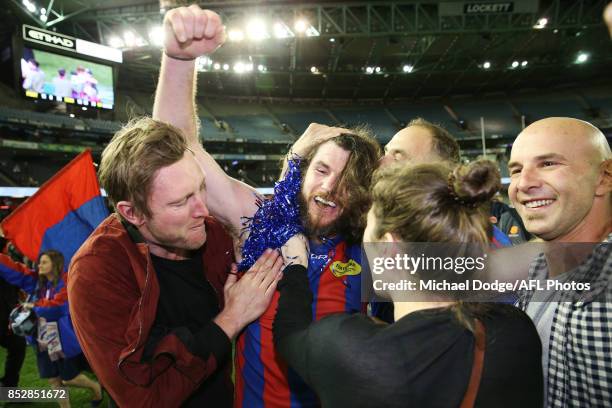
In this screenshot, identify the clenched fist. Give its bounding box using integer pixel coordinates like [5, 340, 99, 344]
[163, 4, 225, 60]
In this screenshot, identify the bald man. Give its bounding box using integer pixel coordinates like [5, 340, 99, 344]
[508, 117, 612, 407]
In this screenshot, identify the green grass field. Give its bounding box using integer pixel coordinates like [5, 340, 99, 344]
[31, 49, 113, 89]
[0, 346, 109, 407]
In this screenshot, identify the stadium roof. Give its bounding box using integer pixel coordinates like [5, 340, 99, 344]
[3, 0, 612, 102]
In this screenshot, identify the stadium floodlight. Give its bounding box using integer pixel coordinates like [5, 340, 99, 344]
[576, 52, 589, 64]
[40, 14, 47, 22]
[402, 64, 414, 73]
[40, 7, 46, 14]
[69, 113, 75, 118]
[294, 19, 308, 33]
[310, 66, 319, 74]
[148, 26, 164, 47]
[330, 38, 336, 42]
[258, 64, 266, 72]
[228, 29, 245, 42]
[511, 61, 519, 68]
[109, 36, 124, 49]
[533, 17, 548, 29]
[234, 62, 246, 73]
[223, 63, 230, 71]
[521, 60, 528, 67]
[246, 19, 269, 41]
[82, 107, 87, 111]
[305, 26, 320, 37]
[483, 61, 491, 69]
[123, 31, 137, 47]
[375, 66, 381, 73]
[365, 66, 374, 74]
[213, 63, 221, 70]
[273, 22, 293, 39]
[24, 1, 36, 13]
[245, 63, 254, 72]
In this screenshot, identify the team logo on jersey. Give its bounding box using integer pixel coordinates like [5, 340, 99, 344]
[330, 259, 361, 277]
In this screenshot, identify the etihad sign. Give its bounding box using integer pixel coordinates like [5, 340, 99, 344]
[22, 25, 122, 63]
[24, 26, 76, 51]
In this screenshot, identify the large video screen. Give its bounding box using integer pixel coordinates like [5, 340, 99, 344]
[20, 47, 114, 109]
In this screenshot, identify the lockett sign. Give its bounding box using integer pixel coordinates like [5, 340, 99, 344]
[464, 2, 514, 14]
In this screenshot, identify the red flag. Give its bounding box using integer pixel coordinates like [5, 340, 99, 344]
[1, 149, 108, 266]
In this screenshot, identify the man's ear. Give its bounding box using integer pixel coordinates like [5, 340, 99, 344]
[116, 201, 146, 226]
[595, 159, 612, 196]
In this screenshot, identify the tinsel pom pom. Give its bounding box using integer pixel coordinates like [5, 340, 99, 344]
[237, 156, 304, 271]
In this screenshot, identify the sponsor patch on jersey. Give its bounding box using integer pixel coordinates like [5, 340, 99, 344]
[330, 259, 361, 277]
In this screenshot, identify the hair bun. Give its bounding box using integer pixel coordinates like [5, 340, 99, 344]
[448, 160, 501, 207]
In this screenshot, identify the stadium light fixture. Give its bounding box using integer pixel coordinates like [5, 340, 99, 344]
[228, 29, 245, 42]
[273, 22, 293, 39]
[330, 38, 336, 43]
[233, 62, 246, 73]
[109, 36, 124, 49]
[246, 19, 269, 41]
[402, 64, 414, 73]
[223, 63, 230, 71]
[511, 61, 519, 68]
[148, 26, 164, 47]
[24, 1, 36, 13]
[533, 17, 548, 29]
[521, 60, 528, 67]
[40, 14, 47, 22]
[375, 66, 381, 73]
[69, 113, 75, 118]
[294, 19, 308, 33]
[40, 7, 45, 14]
[365, 67, 374, 74]
[123, 31, 137, 47]
[258, 64, 267, 72]
[576, 52, 589, 64]
[245, 63, 254, 72]
[310, 66, 319, 74]
[213, 63, 221, 70]
[482, 61, 491, 69]
[305, 26, 320, 37]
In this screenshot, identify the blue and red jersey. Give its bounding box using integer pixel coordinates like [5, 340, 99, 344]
[0, 253, 81, 357]
[235, 236, 363, 408]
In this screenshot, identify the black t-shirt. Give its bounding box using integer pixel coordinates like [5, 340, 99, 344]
[274, 267, 544, 408]
[148, 252, 232, 408]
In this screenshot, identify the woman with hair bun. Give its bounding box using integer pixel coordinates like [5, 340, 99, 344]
[273, 160, 543, 408]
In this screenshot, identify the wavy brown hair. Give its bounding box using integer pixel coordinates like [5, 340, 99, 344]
[99, 117, 188, 218]
[371, 160, 501, 332]
[300, 127, 382, 244]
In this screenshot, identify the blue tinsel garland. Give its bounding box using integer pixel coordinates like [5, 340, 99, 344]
[237, 157, 304, 271]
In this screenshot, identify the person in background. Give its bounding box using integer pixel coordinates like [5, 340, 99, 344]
[52, 69, 73, 99]
[0, 249, 102, 408]
[22, 59, 45, 93]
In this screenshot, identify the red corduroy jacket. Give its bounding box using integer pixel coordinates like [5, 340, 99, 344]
[68, 215, 234, 407]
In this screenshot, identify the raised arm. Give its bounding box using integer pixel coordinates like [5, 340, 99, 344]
[153, 5, 259, 236]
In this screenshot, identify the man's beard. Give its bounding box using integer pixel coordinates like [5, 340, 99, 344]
[299, 191, 349, 240]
